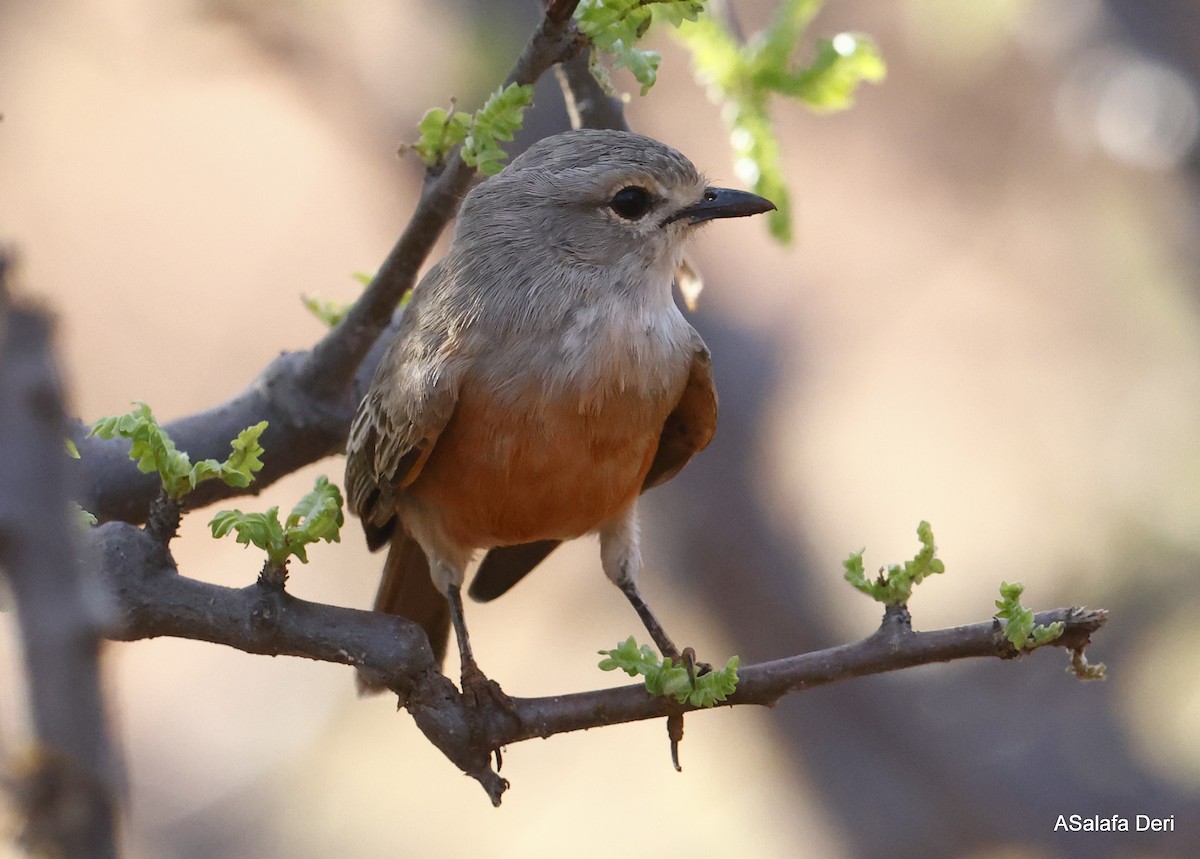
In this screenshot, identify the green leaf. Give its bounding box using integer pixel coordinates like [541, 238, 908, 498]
[725, 101, 792, 242]
[210, 508, 288, 566]
[687, 655, 740, 707]
[461, 83, 535, 175]
[412, 104, 471, 167]
[598, 636, 739, 707]
[677, 3, 885, 243]
[304, 272, 373, 328]
[90, 404, 267, 501]
[773, 33, 886, 111]
[597, 635, 660, 675]
[281, 476, 345, 564]
[994, 581, 1064, 652]
[842, 547, 869, 594]
[576, 0, 707, 95]
[844, 521, 945, 606]
[65, 438, 80, 459]
[302, 295, 351, 328]
[188, 458, 224, 490]
[210, 476, 344, 569]
[90, 403, 192, 500]
[222, 421, 267, 487]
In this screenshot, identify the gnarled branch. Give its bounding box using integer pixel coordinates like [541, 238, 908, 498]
[93, 516, 1107, 805]
[74, 0, 585, 525]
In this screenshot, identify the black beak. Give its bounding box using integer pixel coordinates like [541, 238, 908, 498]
[664, 187, 776, 226]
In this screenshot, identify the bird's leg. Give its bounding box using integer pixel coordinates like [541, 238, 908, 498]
[445, 584, 512, 712]
[600, 507, 708, 673]
[616, 578, 683, 662]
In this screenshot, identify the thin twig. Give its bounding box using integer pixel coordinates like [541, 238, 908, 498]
[297, 0, 584, 400]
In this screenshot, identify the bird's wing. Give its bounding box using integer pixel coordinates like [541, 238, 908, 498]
[642, 343, 718, 489]
[469, 344, 718, 602]
[345, 263, 461, 551]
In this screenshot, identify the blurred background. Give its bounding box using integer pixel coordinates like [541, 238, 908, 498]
[2, 0, 1200, 856]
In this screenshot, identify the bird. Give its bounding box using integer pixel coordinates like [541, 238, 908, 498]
[344, 128, 774, 701]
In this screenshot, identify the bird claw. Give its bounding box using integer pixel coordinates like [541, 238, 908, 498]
[678, 646, 712, 685]
[460, 661, 513, 715]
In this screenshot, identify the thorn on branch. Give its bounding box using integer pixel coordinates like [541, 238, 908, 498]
[143, 491, 181, 545]
[257, 558, 289, 590]
[667, 710, 684, 772]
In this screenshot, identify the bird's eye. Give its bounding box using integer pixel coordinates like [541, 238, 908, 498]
[609, 186, 654, 220]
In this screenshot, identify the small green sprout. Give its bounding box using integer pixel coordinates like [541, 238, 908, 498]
[599, 636, 739, 707]
[844, 520, 945, 606]
[575, 0, 707, 95]
[994, 581, 1064, 652]
[302, 295, 351, 328]
[89, 403, 267, 502]
[408, 83, 535, 176]
[462, 83, 536, 175]
[413, 101, 472, 167]
[1068, 646, 1107, 682]
[209, 476, 345, 570]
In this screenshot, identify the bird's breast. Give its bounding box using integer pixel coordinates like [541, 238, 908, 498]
[407, 305, 694, 549]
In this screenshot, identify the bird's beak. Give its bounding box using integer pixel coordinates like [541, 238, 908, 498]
[664, 187, 777, 226]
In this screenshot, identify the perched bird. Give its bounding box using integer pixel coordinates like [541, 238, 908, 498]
[345, 129, 774, 699]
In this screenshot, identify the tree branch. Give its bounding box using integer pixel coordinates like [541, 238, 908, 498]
[51, 0, 1116, 817]
[93, 516, 1107, 806]
[556, 47, 629, 131]
[0, 254, 121, 858]
[75, 0, 585, 524]
[297, 0, 584, 400]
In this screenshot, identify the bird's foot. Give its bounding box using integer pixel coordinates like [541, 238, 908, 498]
[459, 661, 513, 715]
[676, 646, 712, 684]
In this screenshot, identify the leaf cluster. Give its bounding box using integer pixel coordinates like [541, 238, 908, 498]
[599, 636, 739, 707]
[678, 0, 885, 240]
[90, 404, 266, 502]
[994, 581, 1064, 651]
[411, 83, 535, 176]
[575, 0, 706, 95]
[302, 295, 351, 328]
[209, 476, 345, 569]
[844, 520, 945, 606]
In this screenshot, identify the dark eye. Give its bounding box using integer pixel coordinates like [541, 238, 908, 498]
[609, 186, 654, 220]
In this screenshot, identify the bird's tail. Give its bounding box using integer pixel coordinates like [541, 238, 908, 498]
[356, 528, 450, 694]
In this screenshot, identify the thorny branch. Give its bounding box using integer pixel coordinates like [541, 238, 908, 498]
[72, 0, 585, 525]
[94, 516, 1108, 805]
[13, 0, 1114, 819]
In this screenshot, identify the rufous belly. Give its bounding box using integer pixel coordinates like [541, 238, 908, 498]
[408, 383, 665, 549]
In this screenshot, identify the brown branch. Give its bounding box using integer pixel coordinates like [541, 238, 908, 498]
[297, 0, 584, 401]
[76, 0, 585, 525]
[556, 47, 629, 131]
[93, 515, 1108, 806]
[0, 254, 121, 858]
